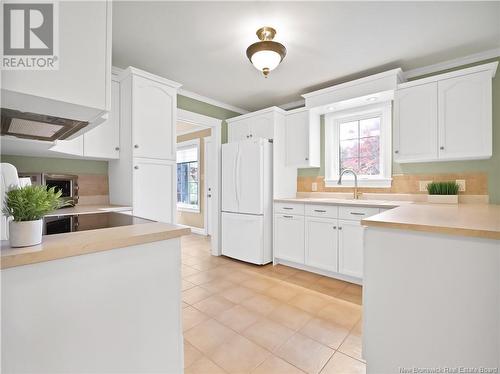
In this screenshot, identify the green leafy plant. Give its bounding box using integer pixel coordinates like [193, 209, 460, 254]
[426, 181, 460, 195]
[2, 185, 68, 222]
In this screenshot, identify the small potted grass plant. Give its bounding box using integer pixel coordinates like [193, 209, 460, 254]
[3, 185, 66, 247]
[426, 181, 460, 204]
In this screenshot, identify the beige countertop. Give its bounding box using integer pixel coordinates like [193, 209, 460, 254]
[274, 197, 405, 208]
[46, 204, 132, 216]
[1, 222, 191, 269]
[362, 203, 500, 240]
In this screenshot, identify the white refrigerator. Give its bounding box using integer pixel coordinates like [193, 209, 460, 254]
[221, 138, 273, 265]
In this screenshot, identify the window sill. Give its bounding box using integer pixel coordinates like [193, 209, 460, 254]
[325, 178, 392, 188]
[177, 204, 200, 213]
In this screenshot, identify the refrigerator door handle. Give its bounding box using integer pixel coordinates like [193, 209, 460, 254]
[235, 146, 240, 206]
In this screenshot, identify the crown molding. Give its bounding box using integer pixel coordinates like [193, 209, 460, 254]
[279, 99, 305, 111]
[178, 88, 249, 115]
[403, 48, 500, 80]
[226, 106, 285, 123]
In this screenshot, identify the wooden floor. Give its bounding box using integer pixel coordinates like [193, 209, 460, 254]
[181, 234, 365, 374]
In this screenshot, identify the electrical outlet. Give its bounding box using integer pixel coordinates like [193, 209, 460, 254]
[419, 180, 432, 192]
[456, 179, 466, 192]
[311, 182, 318, 192]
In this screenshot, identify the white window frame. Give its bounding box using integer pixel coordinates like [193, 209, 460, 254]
[176, 138, 200, 213]
[325, 102, 392, 188]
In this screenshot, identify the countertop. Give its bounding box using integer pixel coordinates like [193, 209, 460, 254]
[46, 204, 132, 216]
[1, 221, 191, 269]
[361, 203, 500, 240]
[274, 197, 405, 208]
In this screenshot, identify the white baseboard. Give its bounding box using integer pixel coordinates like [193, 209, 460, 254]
[189, 226, 207, 235]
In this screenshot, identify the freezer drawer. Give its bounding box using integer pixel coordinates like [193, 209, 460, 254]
[221, 212, 265, 264]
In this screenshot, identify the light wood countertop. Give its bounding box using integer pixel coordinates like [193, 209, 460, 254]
[274, 197, 405, 208]
[362, 204, 500, 240]
[1, 222, 191, 269]
[46, 204, 132, 216]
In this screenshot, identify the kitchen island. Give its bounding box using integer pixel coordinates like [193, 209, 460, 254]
[362, 204, 500, 373]
[1, 219, 190, 373]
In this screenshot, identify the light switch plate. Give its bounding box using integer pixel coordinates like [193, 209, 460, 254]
[311, 182, 318, 192]
[456, 179, 466, 192]
[419, 180, 432, 192]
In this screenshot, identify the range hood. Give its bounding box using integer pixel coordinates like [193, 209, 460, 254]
[1, 108, 88, 141]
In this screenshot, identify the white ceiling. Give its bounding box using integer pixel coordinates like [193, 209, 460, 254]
[112, 1, 500, 112]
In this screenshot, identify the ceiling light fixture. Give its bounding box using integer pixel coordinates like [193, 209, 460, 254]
[246, 26, 287, 78]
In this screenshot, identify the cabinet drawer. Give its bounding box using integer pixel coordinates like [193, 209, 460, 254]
[305, 204, 338, 219]
[274, 202, 305, 215]
[338, 206, 380, 221]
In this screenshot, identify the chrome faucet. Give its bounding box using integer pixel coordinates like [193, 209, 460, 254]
[337, 169, 360, 200]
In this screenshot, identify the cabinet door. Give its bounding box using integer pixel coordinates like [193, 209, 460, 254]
[305, 217, 338, 272]
[338, 220, 364, 279]
[438, 71, 492, 160]
[84, 80, 120, 159]
[228, 121, 250, 142]
[274, 214, 305, 264]
[49, 136, 84, 157]
[286, 110, 309, 166]
[132, 76, 176, 160]
[132, 158, 176, 223]
[393, 83, 438, 163]
[249, 114, 274, 140]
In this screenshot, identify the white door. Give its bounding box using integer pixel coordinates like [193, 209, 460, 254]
[132, 75, 176, 160]
[338, 220, 364, 279]
[228, 121, 250, 142]
[394, 83, 438, 163]
[249, 114, 274, 140]
[305, 217, 338, 272]
[237, 140, 264, 215]
[133, 158, 176, 223]
[84, 79, 120, 159]
[222, 212, 264, 264]
[438, 71, 492, 161]
[274, 214, 305, 264]
[204, 137, 214, 236]
[221, 142, 239, 213]
[286, 110, 309, 166]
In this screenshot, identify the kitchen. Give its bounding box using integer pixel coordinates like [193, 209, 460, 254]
[1, 1, 500, 374]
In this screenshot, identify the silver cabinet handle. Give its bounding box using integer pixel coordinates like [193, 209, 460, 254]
[305, 157, 309, 161]
[333, 226, 337, 229]
[134, 144, 139, 148]
[440, 146, 444, 150]
[350, 212, 365, 216]
[134, 166, 139, 170]
[338, 227, 343, 230]
[394, 150, 399, 154]
[283, 215, 293, 218]
[115, 147, 120, 151]
[282, 207, 293, 210]
[314, 209, 326, 213]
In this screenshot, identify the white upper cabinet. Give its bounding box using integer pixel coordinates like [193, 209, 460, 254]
[227, 109, 277, 142]
[394, 62, 497, 163]
[83, 79, 121, 159]
[1, 1, 112, 130]
[131, 74, 179, 160]
[438, 71, 492, 161]
[394, 83, 438, 163]
[285, 108, 320, 168]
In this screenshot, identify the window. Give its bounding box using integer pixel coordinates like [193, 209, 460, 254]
[325, 102, 392, 187]
[177, 139, 200, 212]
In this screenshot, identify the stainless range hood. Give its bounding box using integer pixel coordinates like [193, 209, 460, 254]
[1, 108, 88, 142]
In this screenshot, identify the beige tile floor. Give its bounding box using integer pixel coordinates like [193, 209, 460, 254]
[181, 234, 365, 374]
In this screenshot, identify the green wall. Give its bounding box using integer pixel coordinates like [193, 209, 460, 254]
[0, 155, 108, 174]
[177, 94, 242, 144]
[298, 57, 500, 203]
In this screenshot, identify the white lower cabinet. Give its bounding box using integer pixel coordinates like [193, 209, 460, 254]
[274, 214, 305, 264]
[338, 220, 364, 279]
[132, 158, 176, 223]
[305, 217, 338, 272]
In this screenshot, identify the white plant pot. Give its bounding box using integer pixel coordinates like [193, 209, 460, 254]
[8, 219, 43, 247]
[427, 195, 459, 204]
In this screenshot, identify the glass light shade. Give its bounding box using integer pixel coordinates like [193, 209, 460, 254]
[250, 50, 282, 72]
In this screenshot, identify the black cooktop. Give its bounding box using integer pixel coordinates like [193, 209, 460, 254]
[43, 212, 153, 236]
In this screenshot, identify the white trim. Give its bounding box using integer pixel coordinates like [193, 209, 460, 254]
[177, 204, 200, 213]
[279, 99, 306, 111]
[398, 61, 498, 89]
[190, 226, 208, 236]
[325, 102, 393, 189]
[176, 138, 201, 213]
[302, 68, 404, 99]
[226, 106, 285, 123]
[203, 135, 213, 238]
[178, 89, 249, 115]
[178, 109, 220, 128]
[403, 48, 500, 80]
[176, 125, 209, 137]
[117, 66, 182, 89]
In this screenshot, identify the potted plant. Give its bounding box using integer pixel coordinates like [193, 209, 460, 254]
[426, 181, 460, 204]
[3, 185, 66, 247]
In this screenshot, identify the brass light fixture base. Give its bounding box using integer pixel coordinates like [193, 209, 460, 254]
[256, 26, 276, 41]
